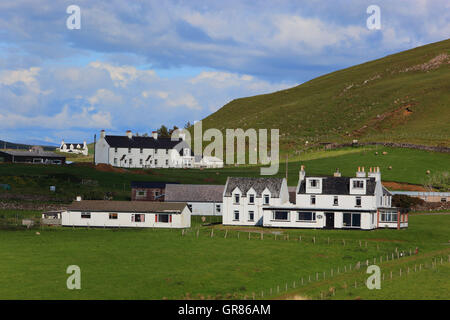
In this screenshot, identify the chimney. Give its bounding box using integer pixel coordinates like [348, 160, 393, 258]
[100, 130, 106, 139]
[76, 196, 82, 202]
[356, 166, 366, 177]
[368, 166, 381, 182]
[126, 130, 132, 139]
[299, 165, 306, 182]
[334, 168, 341, 177]
[152, 131, 158, 140]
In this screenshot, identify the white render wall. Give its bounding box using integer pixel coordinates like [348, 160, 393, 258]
[222, 179, 289, 226]
[94, 136, 194, 168]
[61, 208, 191, 229]
[188, 202, 222, 216]
[296, 194, 377, 211]
[263, 209, 377, 230]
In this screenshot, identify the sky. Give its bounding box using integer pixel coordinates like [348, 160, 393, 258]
[0, 0, 448, 145]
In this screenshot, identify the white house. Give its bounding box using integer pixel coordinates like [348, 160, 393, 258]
[194, 156, 224, 168]
[94, 130, 201, 168]
[165, 184, 224, 216]
[222, 177, 289, 226]
[59, 140, 88, 156]
[62, 199, 191, 229]
[263, 166, 407, 230]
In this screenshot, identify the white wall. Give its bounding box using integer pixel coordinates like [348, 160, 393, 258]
[189, 202, 222, 216]
[62, 208, 191, 229]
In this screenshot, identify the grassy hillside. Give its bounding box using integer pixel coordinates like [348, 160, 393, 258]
[200, 39, 450, 152]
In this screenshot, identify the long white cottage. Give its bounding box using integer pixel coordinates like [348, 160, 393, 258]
[62, 199, 191, 228]
[222, 177, 289, 226]
[263, 166, 407, 230]
[95, 130, 195, 168]
[59, 140, 89, 156]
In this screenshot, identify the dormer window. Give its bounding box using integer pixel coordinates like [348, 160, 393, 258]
[353, 180, 364, 189]
[309, 179, 320, 188]
[234, 194, 240, 204]
[140, 148, 143, 154]
[263, 194, 270, 205]
[128, 148, 131, 153]
[249, 194, 255, 204]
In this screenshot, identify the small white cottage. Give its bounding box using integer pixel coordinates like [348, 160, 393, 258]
[60, 140, 88, 156]
[62, 199, 191, 228]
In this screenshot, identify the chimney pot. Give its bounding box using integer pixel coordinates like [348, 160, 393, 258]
[76, 196, 82, 202]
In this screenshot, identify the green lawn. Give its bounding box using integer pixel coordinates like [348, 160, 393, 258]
[0, 213, 448, 300]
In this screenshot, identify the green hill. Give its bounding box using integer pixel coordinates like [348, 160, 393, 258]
[200, 39, 450, 152]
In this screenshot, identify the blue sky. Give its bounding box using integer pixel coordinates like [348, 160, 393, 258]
[0, 0, 448, 144]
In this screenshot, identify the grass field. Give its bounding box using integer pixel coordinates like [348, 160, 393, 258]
[0, 212, 448, 300]
[0, 146, 449, 204]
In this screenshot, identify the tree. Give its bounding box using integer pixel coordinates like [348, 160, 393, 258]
[157, 125, 170, 138]
[184, 121, 192, 129]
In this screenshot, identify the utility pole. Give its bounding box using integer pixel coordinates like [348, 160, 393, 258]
[93, 134, 96, 165]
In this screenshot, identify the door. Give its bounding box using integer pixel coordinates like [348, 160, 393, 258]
[325, 212, 335, 229]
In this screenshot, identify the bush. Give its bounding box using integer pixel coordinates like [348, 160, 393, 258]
[392, 194, 425, 209]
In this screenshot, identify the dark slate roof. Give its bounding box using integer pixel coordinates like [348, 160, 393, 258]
[64, 143, 85, 147]
[165, 184, 224, 202]
[67, 200, 187, 213]
[297, 177, 376, 195]
[105, 135, 186, 150]
[130, 181, 178, 189]
[224, 177, 284, 198]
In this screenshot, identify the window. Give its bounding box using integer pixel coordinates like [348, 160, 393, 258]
[381, 212, 398, 222]
[155, 159, 158, 165]
[264, 194, 270, 205]
[248, 211, 254, 221]
[165, 159, 169, 166]
[140, 148, 143, 154]
[166, 149, 169, 155]
[234, 194, 240, 204]
[249, 194, 255, 204]
[333, 196, 338, 206]
[371, 213, 374, 225]
[215, 204, 221, 213]
[109, 213, 118, 220]
[353, 180, 364, 189]
[274, 211, 289, 221]
[343, 213, 361, 228]
[355, 196, 362, 207]
[297, 211, 316, 221]
[309, 179, 320, 188]
[441, 198, 447, 203]
[129, 158, 133, 165]
[81, 212, 91, 219]
[128, 148, 131, 153]
[157, 214, 170, 223]
[137, 190, 147, 197]
[310, 195, 316, 205]
[132, 214, 145, 222]
[115, 148, 118, 153]
[233, 210, 239, 221]
[140, 159, 143, 165]
[114, 158, 118, 165]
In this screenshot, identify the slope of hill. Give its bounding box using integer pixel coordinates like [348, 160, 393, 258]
[200, 39, 450, 152]
[0, 139, 56, 151]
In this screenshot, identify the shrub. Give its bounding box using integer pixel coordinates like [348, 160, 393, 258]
[392, 194, 424, 209]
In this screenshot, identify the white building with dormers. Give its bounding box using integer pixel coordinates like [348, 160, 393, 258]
[262, 166, 407, 230]
[59, 140, 88, 156]
[95, 130, 196, 168]
[222, 177, 289, 226]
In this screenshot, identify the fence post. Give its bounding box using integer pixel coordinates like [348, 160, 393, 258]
[224, 230, 227, 238]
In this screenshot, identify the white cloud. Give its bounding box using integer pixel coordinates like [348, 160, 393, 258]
[89, 61, 156, 88]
